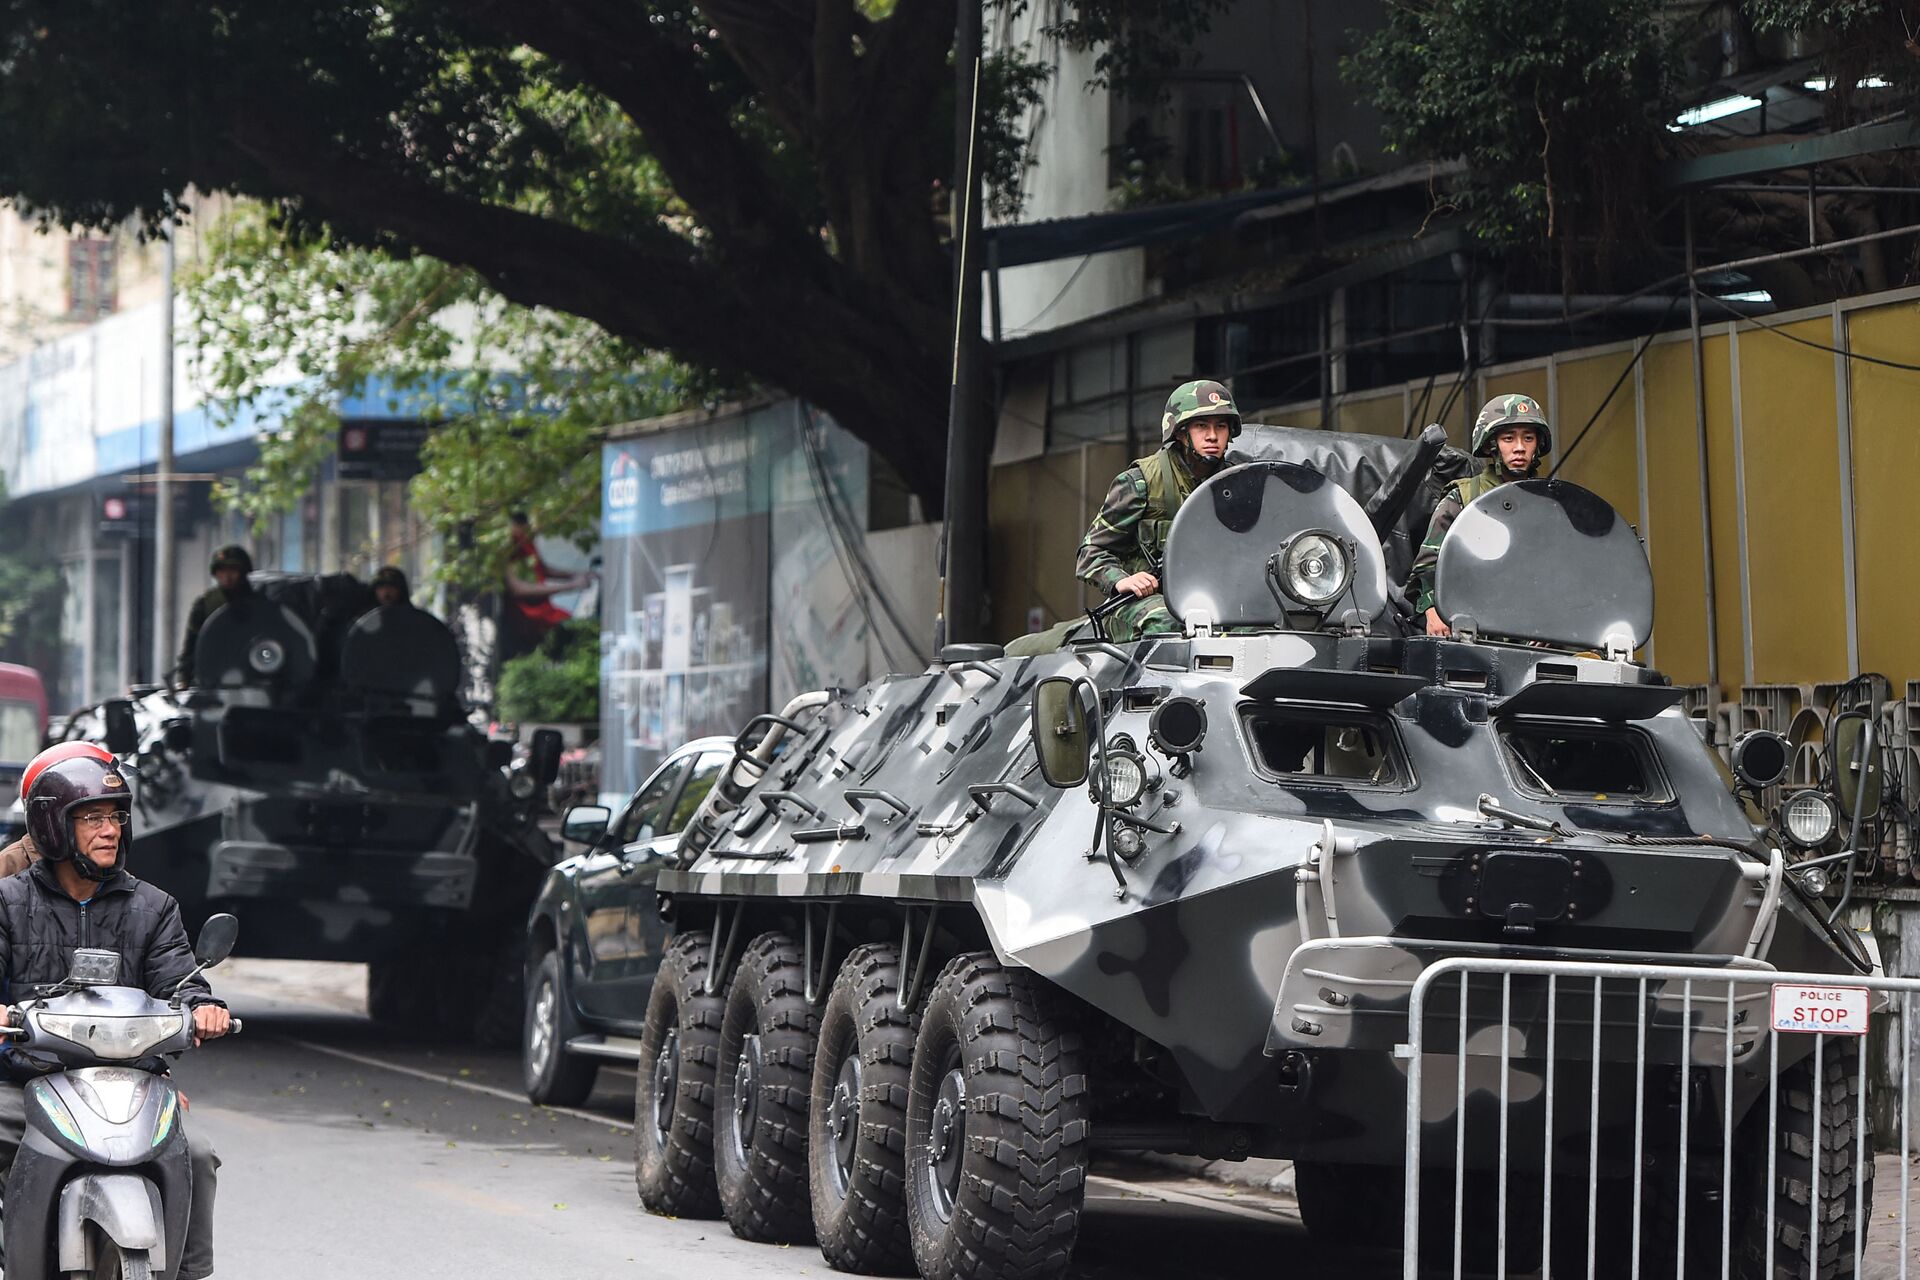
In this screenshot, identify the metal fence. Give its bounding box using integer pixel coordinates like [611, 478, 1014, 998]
[1400, 956, 1916, 1279]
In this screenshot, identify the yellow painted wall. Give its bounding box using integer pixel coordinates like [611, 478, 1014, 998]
[986, 290, 1920, 695]
[1699, 332, 1747, 689]
[1334, 393, 1403, 438]
[1846, 303, 1920, 691]
[1640, 339, 1711, 684]
[1734, 320, 1850, 685]
[1551, 351, 1642, 526]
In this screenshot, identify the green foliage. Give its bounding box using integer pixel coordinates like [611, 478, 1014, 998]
[1036, 0, 1235, 97]
[0, 479, 63, 664]
[1747, 0, 1887, 31]
[188, 203, 692, 590]
[1745, 1, 1920, 118]
[980, 49, 1055, 220]
[497, 618, 600, 724]
[1346, 0, 1675, 251]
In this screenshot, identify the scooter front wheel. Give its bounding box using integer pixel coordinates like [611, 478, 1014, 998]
[74, 1233, 152, 1280]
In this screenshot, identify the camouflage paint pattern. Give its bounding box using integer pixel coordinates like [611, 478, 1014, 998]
[665, 449, 1863, 1168]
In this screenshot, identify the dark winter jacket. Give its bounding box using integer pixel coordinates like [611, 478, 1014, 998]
[0, 860, 220, 1008]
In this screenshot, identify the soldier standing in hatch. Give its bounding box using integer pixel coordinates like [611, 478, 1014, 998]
[175, 545, 255, 688]
[1074, 379, 1241, 642]
[370, 565, 411, 609]
[1409, 394, 1552, 637]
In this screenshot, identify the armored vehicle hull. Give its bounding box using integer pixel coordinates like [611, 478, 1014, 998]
[72, 573, 556, 1044]
[638, 449, 1867, 1279]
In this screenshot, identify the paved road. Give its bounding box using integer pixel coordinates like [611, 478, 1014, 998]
[172, 961, 1333, 1280]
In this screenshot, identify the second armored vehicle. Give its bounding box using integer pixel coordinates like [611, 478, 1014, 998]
[70, 571, 558, 1044]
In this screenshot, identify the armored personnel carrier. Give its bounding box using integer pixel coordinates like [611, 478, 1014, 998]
[635, 430, 1871, 1279]
[73, 572, 558, 1044]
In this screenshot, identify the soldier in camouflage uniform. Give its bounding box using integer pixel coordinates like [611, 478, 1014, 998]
[1408, 393, 1551, 636]
[175, 544, 255, 688]
[1075, 379, 1240, 641]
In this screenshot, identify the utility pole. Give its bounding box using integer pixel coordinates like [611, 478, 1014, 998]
[152, 226, 177, 685]
[936, 0, 988, 649]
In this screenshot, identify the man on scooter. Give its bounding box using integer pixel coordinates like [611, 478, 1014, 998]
[0, 755, 230, 1278]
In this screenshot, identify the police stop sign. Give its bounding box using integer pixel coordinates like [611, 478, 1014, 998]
[1769, 984, 1871, 1035]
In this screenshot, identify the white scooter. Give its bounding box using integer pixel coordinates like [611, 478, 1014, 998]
[0, 913, 239, 1279]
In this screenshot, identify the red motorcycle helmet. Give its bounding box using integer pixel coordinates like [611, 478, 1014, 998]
[19, 741, 114, 802]
[25, 755, 131, 881]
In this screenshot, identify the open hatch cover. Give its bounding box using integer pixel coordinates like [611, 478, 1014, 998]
[1434, 478, 1653, 653]
[1163, 461, 1389, 630]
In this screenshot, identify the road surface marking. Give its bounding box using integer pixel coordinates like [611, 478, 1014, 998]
[280, 1036, 634, 1134]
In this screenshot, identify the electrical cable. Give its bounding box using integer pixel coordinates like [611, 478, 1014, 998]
[1549, 291, 1683, 477]
[1694, 287, 1920, 373]
[799, 409, 923, 661]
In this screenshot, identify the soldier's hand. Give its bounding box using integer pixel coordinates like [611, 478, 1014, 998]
[1424, 607, 1452, 638]
[1115, 571, 1160, 598]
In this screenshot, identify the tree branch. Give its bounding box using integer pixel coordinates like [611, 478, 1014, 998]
[466, 0, 820, 266]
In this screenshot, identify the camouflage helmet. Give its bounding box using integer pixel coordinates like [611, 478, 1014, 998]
[1470, 394, 1552, 458]
[210, 544, 254, 576]
[1160, 379, 1241, 447]
[371, 565, 410, 600]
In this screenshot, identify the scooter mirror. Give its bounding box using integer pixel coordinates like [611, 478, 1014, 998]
[194, 913, 240, 968]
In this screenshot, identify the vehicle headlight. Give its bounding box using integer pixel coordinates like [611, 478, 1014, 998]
[1796, 864, 1831, 897]
[1781, 790, 1838, 848]
[250, 638, 286, 674]
[32, 1012, 188, 1060]
[1098, 750, 1148, 809]
[509, 771, 537, 801]
[1278, 531, 1352, 607]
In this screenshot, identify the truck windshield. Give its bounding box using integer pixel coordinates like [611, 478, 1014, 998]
[1500, 721, 1670, 802]
[1242, 706, 1402, 786]
[0, 700, 39, 765]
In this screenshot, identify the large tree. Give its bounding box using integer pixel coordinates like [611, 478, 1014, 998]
[0, 1, 974, 504]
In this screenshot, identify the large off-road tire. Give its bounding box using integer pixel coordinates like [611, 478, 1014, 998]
[1293, 1160, 1401, 1242]
[367, 953, 438, 1030]
[810, 943, 918, 1275]
[634, 930, 725, 1218]
[904, 953, 1088, 1280]
[714, 932, 818, 1243]
[470, 933, 528, 1050]
[522, 948, 599, 1107]
[1734, 1039, 1874, 1280]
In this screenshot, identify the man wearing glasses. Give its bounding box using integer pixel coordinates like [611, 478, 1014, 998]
[0, 754, 230, 1277]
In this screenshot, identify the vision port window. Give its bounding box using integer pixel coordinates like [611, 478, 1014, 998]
[1240, 705, 1405, 787]
[1499, 721, 1672, 802]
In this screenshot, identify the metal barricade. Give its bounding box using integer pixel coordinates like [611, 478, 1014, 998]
[1400, 956, 1916, 1279]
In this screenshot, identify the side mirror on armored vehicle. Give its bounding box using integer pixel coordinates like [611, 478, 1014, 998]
[1830, 711, 1883, 820]
[1730, 730, 1791, 790]
[529, 728, 564, 788]
[194, 913, 240, 968]
[1032, 677, 1092, 788]
[562, 804, 611, 845]
[101, 699, 138, 756]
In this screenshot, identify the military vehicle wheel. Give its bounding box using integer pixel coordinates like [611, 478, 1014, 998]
[635, 930, 725, 1218]
[714, 931, 817, 1243]
[1732, 1039, 1873, 1280]
[904, 954, 1087, 1280]
[523, 949, 599, 1107]
[1293, 1160, 1400, 1244]
[810, 943, 918, 1275]
[470, 936, 527, 1050]
[367, 953, 440, 1032]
